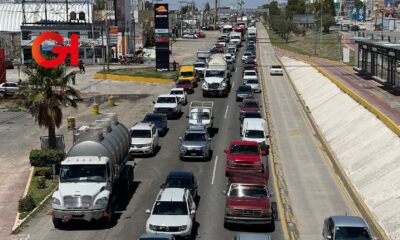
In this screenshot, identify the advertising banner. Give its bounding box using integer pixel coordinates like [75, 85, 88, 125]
[351, 6, 367, 21]
[109, 26, 118, 45]
[154, 3, 169, 70]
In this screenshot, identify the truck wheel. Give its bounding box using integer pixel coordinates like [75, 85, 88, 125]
[52, 216, 63, 229]
[126, 168, 133, 193]
[266, 216, 275, 232]
[0, 91, 5, 99]
[100, 205, 113, 228]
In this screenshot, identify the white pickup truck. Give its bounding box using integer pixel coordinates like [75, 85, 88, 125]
[188, 101, 214, 130]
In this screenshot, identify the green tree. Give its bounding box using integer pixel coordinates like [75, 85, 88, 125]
[144, 1, 153, 10]
[323, 0, 336, 16]
[285, 0, 306, 19]
[269, 1, 281, 16]
[322, 14, 335, 33]
[18, 64, 80, 149]
[354, 0, 364, 8]
[205, 2, 210, 12]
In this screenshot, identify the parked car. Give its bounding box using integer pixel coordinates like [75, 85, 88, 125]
[129, 122, 160, 156]
[176, 80, 194, 94]
[143, 113, 168, 136]
[0, 82, 20, 99]
[146, 188, 196, 238]
[161, 171, 198, 200]
[179, 126, 212, 160]
[322, 216, 375, 240]
[170, 88, 187, 105]
[224, 140, 267, 176]
[236, 85, 253, 102]
[138, 233, 175, 240]
[270, 65, 283, 76]
[240, 98, 261, 117]
[224, 173, 273, 229]
[201, 25, 215, 30]
[196, 31, 206, 38]
[244, 79, 261, 93]
[153, 94, 182, 119]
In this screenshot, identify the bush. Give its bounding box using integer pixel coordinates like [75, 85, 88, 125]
[29, 149, 64, 168]
[18, 195, 36, 212]
[37, 176, 47, 189]
[35, 167, 53, 179]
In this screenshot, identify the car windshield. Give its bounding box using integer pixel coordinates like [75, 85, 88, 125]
[244, 52, 252, 56]
[206, 70, 224, 78]
[144, 115, 161, 122]
[131, 130, 151, 138]
[244, 101, 259, 108]
[152, 201, 188, 215]
[190, 112, 210, 120]
[230, 144, 259, 155]
[177, 80, 191, 85]
[245, 71, 257, 76]
[170, 90, 184, 95]
[194, 63, 205, 68]
[225, 56, 231, 59]
[229, 185, 268, 198]
[334, 227, 372, 240]
[165, 177, 192, 189]
[245, 130, 264, 138]
[238, 86, 252, 92]
[231, 36, 241, 39]
[157, 97, 176, 103]
[247, 79, 259, 84]
[244, 112, 262, 118]
[180, 71, 193, 77]
[60, 164, 106, 183]
[272, 65, 281, 69]
[184, 133, 206, 141]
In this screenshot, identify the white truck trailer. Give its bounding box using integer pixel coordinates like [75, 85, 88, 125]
[202, 54, 229, 97]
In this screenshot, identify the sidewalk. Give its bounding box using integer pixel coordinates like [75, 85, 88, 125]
[275, 48, 400, 127]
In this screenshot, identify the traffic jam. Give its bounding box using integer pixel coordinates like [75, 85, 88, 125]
[50, 18, 277, 240]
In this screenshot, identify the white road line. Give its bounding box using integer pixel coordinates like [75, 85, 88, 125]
[211, 156, 218, 185]
[224, 105, 229, 119]
[232, 81, 235, 89]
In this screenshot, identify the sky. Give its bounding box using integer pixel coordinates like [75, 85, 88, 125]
[165, 0, 268, 10]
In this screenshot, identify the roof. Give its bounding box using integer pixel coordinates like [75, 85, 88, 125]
[131, 122, 153, 130]
[331, 216, 368, 228]
[243, 118, 265, 130]
[157, 188, 186, 202]
[138, 233, 174, 240]
[235, 233, 272, 240]
[170, 88, 185, 92]
[0, 3, 93, 32]
[229, 173, 268, 185]
[158, 94, 176, 98]
[167, 170, 194, 179]
[180, 65, 194, 71]
[62, 156, 109, 165]
[186, 126, 207, 133]
[230, 140, 259, 146]
[145, 112, 166, 117]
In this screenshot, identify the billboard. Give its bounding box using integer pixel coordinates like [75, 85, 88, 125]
[154, 3, 169, 70]
[351, 6, 367, 21]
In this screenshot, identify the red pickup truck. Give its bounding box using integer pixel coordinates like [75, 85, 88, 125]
[224, 140, 267, 178]
[224, 173, 274, 230]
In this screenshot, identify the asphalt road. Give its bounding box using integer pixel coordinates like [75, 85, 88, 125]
[257, 23, 356, 240]
[18, 31, 282, 239]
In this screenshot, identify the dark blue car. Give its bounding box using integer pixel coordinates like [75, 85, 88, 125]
[143, 113, 168, 136]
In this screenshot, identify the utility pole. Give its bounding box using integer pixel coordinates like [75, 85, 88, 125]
[214, 0, 218, 29]
[320, 0, 323, 45]
[105, 0, 110, 71]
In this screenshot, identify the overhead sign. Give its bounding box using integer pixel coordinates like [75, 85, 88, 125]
[154, 3, 169, 70]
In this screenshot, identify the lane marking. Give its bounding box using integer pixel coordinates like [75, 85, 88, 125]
[232, 81, 235, 89]
[224, 105, 229, 119]
[211, 156, 218, 185]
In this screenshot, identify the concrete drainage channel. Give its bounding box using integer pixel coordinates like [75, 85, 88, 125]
[280, 57, 392, 240]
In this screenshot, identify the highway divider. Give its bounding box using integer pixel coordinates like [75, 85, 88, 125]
[95, 73, 173, 84]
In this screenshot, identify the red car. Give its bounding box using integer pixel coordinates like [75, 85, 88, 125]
[240, 98, 261, 117]
[224, 140, 267, 177]
[196, 31, 206, 38]
[224, 173, 274, 229]
[176, 80, 194, 93]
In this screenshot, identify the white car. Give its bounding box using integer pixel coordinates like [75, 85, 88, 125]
[153, 94, 182, 118]
[129, 122, 159, 156]
[243, 70, 258, 81]
[170, 88, 187, 105]
[224, 53, 235, 64]
[241, 118, 267, 145]
[242, 51, 253, 62]
[270, 65, 283, 76]
[245, 79, 261, 93]
[358, 24, 367, 31]
[217, 40, 226, 47]
[146, 188, 196, 238]
[183, 33, 198, 39]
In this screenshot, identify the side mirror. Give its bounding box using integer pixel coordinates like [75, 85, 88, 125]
[259, 105, 262, 108]
[224, 149, 229, 154]
[190, 210, 196, 215]
[145, 209, 151, 214]
[179, 137, 183, 140]
[261, 150, 266, 156]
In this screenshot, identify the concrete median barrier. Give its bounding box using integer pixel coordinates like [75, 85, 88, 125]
[281, 57, 399, 239]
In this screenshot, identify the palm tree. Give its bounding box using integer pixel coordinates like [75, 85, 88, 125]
[18, 64, 80, 149]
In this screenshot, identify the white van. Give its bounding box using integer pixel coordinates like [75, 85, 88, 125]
[241, 118, 267, 145]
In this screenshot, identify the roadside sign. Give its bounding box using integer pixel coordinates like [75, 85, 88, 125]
[109, 26, 118, 45]
[335, 2, 340, 10]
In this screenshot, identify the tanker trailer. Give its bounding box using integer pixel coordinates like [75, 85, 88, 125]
[51, 113, 134, 228]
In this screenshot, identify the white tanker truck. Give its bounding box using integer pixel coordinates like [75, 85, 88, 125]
[50, 113, 134, 228]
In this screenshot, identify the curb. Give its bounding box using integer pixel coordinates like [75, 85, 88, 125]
[300, 59, 400, 137]
[280, 58, 390, 240]
[94, 73, 174, 84]
[257, 24, 291, 240]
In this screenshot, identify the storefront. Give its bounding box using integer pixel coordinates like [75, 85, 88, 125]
[355, 39, 400, 89]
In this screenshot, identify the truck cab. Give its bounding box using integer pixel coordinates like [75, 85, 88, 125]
[178, 65, 197, 86]
[203, 54, 229, 97]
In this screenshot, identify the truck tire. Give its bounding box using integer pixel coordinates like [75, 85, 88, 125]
[52, 216, 63, 229]
[100, 204, 114, 228]
[0, 91, 5, 99]
[266, 216, 275, 232]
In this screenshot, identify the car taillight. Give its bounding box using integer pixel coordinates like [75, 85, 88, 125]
[225, 207, 235, 216]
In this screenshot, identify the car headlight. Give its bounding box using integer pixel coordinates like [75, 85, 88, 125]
[180, 146, 186, 152]
[149, 224, 157, 231]
[225, 207, 235, 216]
[145, 143, 152, 147]
[52, 197, 61, 205]
[178, 225, 187, 231]
[202, 83, 208, 90]
[95, 197, 108, 205]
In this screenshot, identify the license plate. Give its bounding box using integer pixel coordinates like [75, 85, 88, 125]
[190, 152, 197, 156]
[71, 212, 83, 216]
